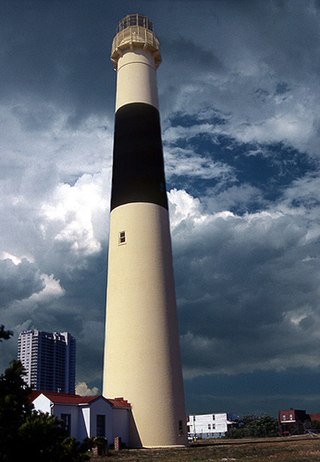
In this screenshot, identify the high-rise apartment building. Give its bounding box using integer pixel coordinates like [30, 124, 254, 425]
[18, 330, 76, 393]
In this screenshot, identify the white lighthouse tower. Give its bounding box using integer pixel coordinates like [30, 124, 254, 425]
[102, 14, 187, 448]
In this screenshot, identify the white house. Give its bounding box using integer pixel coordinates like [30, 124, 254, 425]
[187, 412, 231, 439]
[30, 391, 130, 447]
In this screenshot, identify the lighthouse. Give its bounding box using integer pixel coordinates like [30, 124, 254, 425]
[102, 14, 187, 448]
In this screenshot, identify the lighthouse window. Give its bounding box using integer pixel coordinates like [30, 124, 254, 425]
[119, 231, 126, 245]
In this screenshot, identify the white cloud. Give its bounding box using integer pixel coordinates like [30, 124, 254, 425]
[76, 382, 99, 396]
[1, 252, 25, 265]
[162, 77, 320, 159]
[28, 274, 65, 303]
[41, 170, 110, 257]
[168, 188, 205, 228]
[0, 102, 111, 379]
[165, 145, 235, 182]
[0, 98, 113, 278]
[163, 123, 220, 144]
[231, 97, 315, 152]
[204, 184, 265, 213]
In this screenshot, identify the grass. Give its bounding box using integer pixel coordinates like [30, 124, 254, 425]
[90, 435, 320, 461]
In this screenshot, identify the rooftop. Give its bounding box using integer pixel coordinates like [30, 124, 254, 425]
[29, 391, 131, 409]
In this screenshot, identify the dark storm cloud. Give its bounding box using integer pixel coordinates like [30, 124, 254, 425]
[157, 0, 320, 159]
[0, 0, 114, 123]
[185, 368, 320, 416]
[0, 258, 43, 305]
[173, 205, 320, 379]
[161, 37, 223, 72]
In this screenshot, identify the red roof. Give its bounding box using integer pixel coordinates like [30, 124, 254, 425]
[108, 397, 131, 409]
[29, 391, 131, 409]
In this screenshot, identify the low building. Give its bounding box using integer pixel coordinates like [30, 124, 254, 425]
[309, 413, 320, 423]
[187, 412, 232, 439]
[30, 391, 130, 446]
[278, 408, 309, 436]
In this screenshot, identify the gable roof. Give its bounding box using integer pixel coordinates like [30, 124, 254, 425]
[29, 391, 131, 409]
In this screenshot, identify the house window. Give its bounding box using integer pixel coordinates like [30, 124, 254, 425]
[61, 413, 71, 435]
[96, 414, 106, 437]
[212, 414, 215, 420]
[208, 424, 211, 430]
[119, 231, 126, 245]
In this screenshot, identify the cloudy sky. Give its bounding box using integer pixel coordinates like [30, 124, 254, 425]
[1, 0, 320, 418]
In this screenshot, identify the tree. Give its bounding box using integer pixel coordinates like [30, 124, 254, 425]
[18, 412, 89, 461]
[226, 414, 279, 438]
[0, 360, 34, 460]
[255, 415, 279, 437]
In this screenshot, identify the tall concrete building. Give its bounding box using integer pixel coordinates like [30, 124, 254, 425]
[18, 329, 76, 393]
[103, 14, 187, 448]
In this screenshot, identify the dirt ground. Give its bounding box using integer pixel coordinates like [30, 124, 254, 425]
[90, 435, 320, 461]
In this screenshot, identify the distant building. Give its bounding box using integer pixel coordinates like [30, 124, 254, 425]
[30, 391, 130, 446]
[278, 408, 309, 435]
[18, 330, 76, 393]
[187, 412, 233, 439]
[309, 413, 320, 423]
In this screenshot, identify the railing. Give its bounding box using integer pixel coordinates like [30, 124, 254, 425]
[116, 14, 154, 33]
[111, 25, 161, 69]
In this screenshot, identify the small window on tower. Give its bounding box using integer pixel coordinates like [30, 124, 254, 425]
[119, 231, 126, 245]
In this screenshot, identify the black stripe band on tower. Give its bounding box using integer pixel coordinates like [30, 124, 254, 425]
[110, 102, 168, 211]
